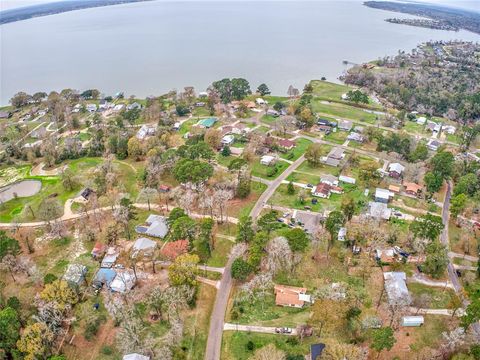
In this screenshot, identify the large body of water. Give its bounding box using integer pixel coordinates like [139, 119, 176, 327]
[1, 0, 479, 104]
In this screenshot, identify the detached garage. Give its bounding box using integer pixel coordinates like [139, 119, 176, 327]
[401, 316, 424, 327]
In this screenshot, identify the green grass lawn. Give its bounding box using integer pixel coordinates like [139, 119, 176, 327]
[260, 114, 277, 125]
[408, 283, 459, 309]
[207, 237, 234, 267]
[309, 80, 382, 109]
[446, 133, 460, 144]
[324, 130, 349, 144]
[403, 121, 428, 136]
[78, 132, 91, 141]
[409, 315, 451, 352]
[296, 159, 340, 177]
[250, 159, 290, 180]
[179, 119, 197, 135]
[286, 172, 318, 185]
[269, 183, 365, 213]
[221, 330, 318, 360]
[192, 106, 212, 117]
[255, 126, 270, 134]
[279, 138, 312, 161]
[263, 95, 289, 104]
[311, 101, 380, 124]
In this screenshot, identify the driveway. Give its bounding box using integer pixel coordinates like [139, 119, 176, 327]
[223, 323, 297, 335]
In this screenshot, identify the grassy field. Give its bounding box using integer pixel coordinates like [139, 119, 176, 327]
[296, 159, 340, 177]
[279, 138, 312, 161]
[250, 159, 290, 180]
[324, 129, 349, 144]
[261, 115, 277, 125]
[311, 101, 380, 124]
[269, 183, 365, 213]
[208, 237, 234, 267]
[408, 283, 459, 309]
[286, 172, 319, 185]
[309, 80, 382, 109]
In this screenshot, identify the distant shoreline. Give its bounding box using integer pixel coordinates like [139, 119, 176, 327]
[0, 0, 153, 25]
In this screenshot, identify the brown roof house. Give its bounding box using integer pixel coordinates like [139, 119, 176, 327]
[278, 139, 296, 152]
[274, 284, 312, 308]
[404, 182, 422, 197]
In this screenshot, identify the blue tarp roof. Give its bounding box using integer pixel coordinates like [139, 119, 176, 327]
[94, 268, 116, 286]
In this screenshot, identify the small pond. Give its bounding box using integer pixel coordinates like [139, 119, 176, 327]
[0, 179, 42, 203]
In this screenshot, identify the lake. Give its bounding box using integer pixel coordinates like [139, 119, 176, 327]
[1, 0, 479, 104]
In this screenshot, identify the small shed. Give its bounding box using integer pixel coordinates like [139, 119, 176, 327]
[401, 316, 424, 327]
[123, 353, 150, 360]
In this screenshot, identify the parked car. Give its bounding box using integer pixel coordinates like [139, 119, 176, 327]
[306, 183, 314, 188]
[275, 327, 293, 334]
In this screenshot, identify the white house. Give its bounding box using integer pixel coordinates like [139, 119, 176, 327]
[338, 227, 347, 241]
[113, 104, 125, 112]
[375, 188, 393, 203]
[221, 135, 235, 146]
[261, 155, 276, 166]
[320, 174, 338, 187]
[256, 98, 266, 105]
[86, 104, 97, 113]
[416, 116, 426, 125]
[136, 124, 156, 140]
[401, 316, 424, 327]
[427, 138, 441, 151]
[443, 125, 456, 135]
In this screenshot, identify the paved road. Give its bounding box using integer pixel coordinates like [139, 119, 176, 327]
[223, 323, 298, 335]
[441, 181, 480, 338]
[204, 154, 306, 360]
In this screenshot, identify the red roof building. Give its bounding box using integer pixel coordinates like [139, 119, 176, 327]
[278, 139, 296, 151]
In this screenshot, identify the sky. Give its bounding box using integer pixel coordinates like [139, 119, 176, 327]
[1, 0, 479, 12]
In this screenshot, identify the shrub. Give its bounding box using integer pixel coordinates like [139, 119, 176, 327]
[43, 273, 58, 284]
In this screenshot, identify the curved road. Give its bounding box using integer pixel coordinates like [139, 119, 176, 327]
[204, 154, 306, 360]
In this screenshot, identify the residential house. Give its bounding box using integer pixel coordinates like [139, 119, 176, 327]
[338, 227, 347, 241]
[221, 135, 235, 146]
[322, 147, 345, 167]
[136, 124, 156, 140]
[260, 155, 276, 166]
[388, 163, 405, 178]
[0, 111, 12, 119]
[92, 268, 117, 289]
[195, 102, 205, 107]
[427, 138, 441, 151]
[110, 270, 136, 293]
[338, 119, 353, 131]
[316, 125, 332, 134]
[404, 182, 422, 196]
[375, 188, 393, 203]
[101, 247, 119, 268]
[317, 118, 335, 127]
[443, 125, 456, 134]
[30, 126, 47, 139]
[278, 139, 296, 151]
[159, 184, 171, 193]
[135, 215, 169, 239]
[383, 272, 412, 306]
[347, 132, 364, 142]
[131, 237, 157, 258]
[197, 117, 217, 128]
[91, 242, 107, 259]
[198, 91, 208, 98]
[86, 104, 97, 113]
[426, 121, 442, 134]
[256, 98, 266, 105]
[266, 109, 279, 117]
[99, 100, 111, 111]
[311, 183, 343, 199]
[339, 175, 356, 184]
[113, 104, 125, 112]
[416, 116, 426, 125]
[375, 249, 396, 263]
[63, 264, 87, 285]
[367, 201, 392, 220]
[274, 284, 312, 308]
[320, 174, 338, 187]
[72, 104, 82, 113]
[160, 239, 189, 260]
[127, 102, 142, 111]
[173, 122, 181, 131]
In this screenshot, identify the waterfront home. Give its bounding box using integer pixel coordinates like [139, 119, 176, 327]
[388, 163, 405, 178]
[256, 98, 266, 105]
[127, 102, 142, 111]
[274, 284, 312, 308]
